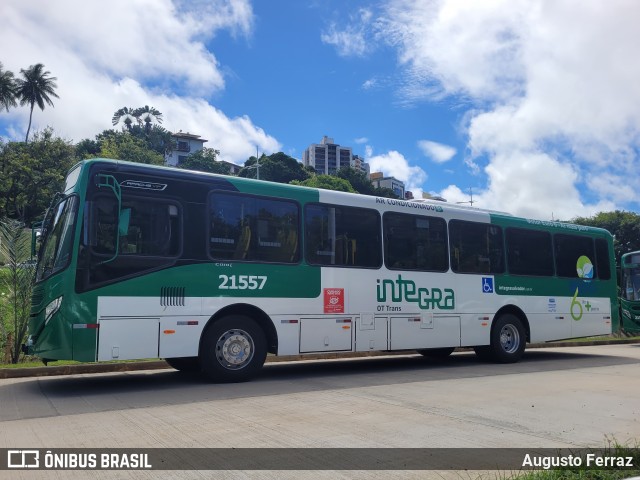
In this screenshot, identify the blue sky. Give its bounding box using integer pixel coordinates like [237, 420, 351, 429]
[2, 0, 639, 220]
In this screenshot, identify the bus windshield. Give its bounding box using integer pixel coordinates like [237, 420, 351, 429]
[36, 195, 79, 283]
[623, 265, 640, 301]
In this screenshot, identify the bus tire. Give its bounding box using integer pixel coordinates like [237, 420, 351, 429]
[487, 314, 526, 363]
[416, 347, 455, 358]
[165, 356, 200, 372]
[200, 315, 267, 383]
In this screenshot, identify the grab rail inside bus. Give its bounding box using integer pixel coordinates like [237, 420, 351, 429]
[96, 173, 129, 265]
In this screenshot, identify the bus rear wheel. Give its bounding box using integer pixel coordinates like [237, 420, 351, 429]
[483, 314, 526, 363]
[200, 315, 267, 383]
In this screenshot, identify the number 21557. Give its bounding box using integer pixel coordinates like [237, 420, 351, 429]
[218, 275, 267, 290]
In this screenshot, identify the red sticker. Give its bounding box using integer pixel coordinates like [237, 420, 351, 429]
[324, 288, 345, 314]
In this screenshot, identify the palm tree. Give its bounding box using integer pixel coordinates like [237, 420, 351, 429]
[112, 106, 137, 131]
[0, 62, 18, 112]
[15, 63, 59, 142]
[133, 105, 163, 133]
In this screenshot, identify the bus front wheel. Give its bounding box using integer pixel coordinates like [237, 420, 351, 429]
[200, 315, 267, 383]
[483, 314, 526, 363]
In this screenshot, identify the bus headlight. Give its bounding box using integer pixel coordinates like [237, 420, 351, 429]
[45, 296, 63, 324]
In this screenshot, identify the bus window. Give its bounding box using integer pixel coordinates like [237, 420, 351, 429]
[383, 212, 448, 271]
[594, 238, 611, 280]
[554, 234, 595, 278]
[506, 228, 554, 276]
[305, 203, 381, 268]
[449, 220, 504, 274]
[91, 196, 180, 257]
[77, 195, 182, 291]
[209, 192, 299, 263]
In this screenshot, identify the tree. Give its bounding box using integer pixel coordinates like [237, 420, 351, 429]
[111, 106, 172, 156]
[291, 175, 356, 193]
[177, 147, 229, 174]
[336, 167, 375, 195]
[112, 106, 137, 132]
[75, 138, 101, 159]
[572, 211, 640, 262]
[239, 152, 311, 184]
[15, 64, 59, 142]
[0, 128, 75, 224]
[0, 218, 34, 364]
[133, 105, 163, 133]
[373, 186, 399, 199]
[321, 166, 398, 199]
[129, 124, 174, 156]
[0, 62, 17, 112]
[98, 131, 164, 165]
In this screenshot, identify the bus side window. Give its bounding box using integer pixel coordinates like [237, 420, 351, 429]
[383, 212, 448, 272]
[594, 238, 611, 280]
[449, 220, 504, 274]
[209, 191, 300, 264]
[304, 203, 381, 268]
[506, 228, 554, 276]
[119, 200, 180, 256]
[87, 195, 180, 258]
[554, 234, 595, 278]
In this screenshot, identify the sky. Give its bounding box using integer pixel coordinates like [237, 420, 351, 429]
[1, 0, 639, 221]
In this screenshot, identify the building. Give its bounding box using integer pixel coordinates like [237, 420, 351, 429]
[351, 154, 370, 175]
[220, 161, 241, 175]
[165, 132, 207, 167]
[303, 136, 361, 176]
[370, 172, 406, 199]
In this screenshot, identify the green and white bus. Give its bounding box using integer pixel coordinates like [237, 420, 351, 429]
[25, 158, 619, 382]
[620, 251, 640, 333]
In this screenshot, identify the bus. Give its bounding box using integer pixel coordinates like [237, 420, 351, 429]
[24, 158, 619, 382]
[620, 251, 640, 333]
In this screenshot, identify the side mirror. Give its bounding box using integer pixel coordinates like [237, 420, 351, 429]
[31, 222, 43, 258]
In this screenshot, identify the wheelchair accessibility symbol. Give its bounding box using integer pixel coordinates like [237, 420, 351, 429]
[482, 277, 494, 293]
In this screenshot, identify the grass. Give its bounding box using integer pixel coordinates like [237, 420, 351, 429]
[563, 334, 640, 343]
[0, 357, 161, 369]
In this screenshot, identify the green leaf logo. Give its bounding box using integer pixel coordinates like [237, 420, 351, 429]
[576, 255, 593, 279]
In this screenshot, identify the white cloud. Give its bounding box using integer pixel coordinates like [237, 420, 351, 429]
[379, 0, 640, 219]
[362, 79, 377, 90]
[321, 8, 374, 57]
[354, 137, 369, 144]
[417, 140, 456, 163]
[366, 149, 427, 197]
[0, 0, 278, 164]
[437, 151, 616, 220]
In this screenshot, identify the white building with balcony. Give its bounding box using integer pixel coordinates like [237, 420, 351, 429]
[165, 132, 207, 167]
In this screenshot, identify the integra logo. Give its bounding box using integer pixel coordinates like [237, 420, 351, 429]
[376, 275, 455, 310]
[121, 180, 167, 191]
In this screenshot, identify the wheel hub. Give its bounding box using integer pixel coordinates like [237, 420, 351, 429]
[499, 324, 520, 354]
[216, 329, 254, 370]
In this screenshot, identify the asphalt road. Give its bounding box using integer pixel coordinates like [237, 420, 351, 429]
[1, 344, 639, 479]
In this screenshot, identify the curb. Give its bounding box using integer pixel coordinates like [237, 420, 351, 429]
[1, 339, 639, 380]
